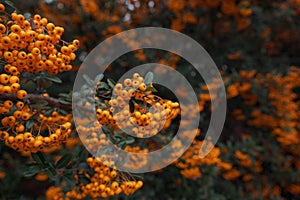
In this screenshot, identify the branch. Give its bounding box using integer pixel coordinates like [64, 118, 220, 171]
[0, 93, 71, 110]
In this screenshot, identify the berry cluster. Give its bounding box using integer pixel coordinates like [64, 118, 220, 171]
[76, 122, 108, 155]
[96, 73, 180, 138]
[46, 157, 143, 199]
[0, 4, 78, 153]
[0, 6, 79, 75]
[0, 112, 72, 153]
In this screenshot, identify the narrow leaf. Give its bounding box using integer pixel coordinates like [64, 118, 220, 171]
[144, 72, 154, 84]
[56, 154, 73, 169]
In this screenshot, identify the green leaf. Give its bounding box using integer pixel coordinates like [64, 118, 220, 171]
[23, 164, 41, 177]
[83, 74, 94, 87]
[94, 74, 104, 83]
[45, 169, 56, 180]
[31, 152, 46, 166]
[4, 1, 18, 11]
[63, 173, 76, 187]
[44, 75, 62, 84]
[58, 99, 70, 105]
[107, 78, 116, 88]
[126, 137, 135, 145]
[144, 72, 154, 84]
[56, 153, 73, 169]
[23, 13, 31, 20]
[25, 120, 34, 129]
[97, 82, 110, 90]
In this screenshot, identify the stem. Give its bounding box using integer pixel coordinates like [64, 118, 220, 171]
[0, 93, 71, 110]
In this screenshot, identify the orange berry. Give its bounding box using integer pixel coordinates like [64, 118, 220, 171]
[0, 3, 5, 12]
[15, 124, 25, 133]
[0, 74, 10, 84]
[60, 46, 69, 54]
[49, 134, 58, 142]
[16, 90, 27, 99]
[3, 100, 13, 109]
[3, 51, 13, 60]
[0, 23, 6, 33]
[0, 131, 9, 140]
[72, 39, 80, 47]
[14, 110, 22, 118]
[3, 86, 12, 94]
[1, 36, 11, 46]
[16, 101, 24, 109]
[139, 83, 147, 91]
[32, 47, 40, 56]
[21, 112, 31, 121]
[9, 76, 19, 84]
[10, 24, 21, 33]
[133, 73, 140, 79]
[10, 83, 20, 92]
[15, 134, 24, 143]
[34, 139, 43, 148]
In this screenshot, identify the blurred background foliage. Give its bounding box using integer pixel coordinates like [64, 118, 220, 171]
[0, 0, 300, 199]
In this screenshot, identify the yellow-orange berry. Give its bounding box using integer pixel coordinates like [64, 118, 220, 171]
[16, 90, 27, 99]
[0, 4, 5, 12]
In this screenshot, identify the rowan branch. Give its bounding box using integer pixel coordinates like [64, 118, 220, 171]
[0, 93, 71, 110]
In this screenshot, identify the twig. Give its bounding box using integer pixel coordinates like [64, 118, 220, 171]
[0, 93, 71, 110]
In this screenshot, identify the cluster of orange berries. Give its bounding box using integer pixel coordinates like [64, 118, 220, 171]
[123, 146, 149, 171]
[96, 73, 180, 138]
[47, 157, 143, 199]
[0, 111, 72, 153]
[0, 4, 79, 75]
[0, 4, 78, 153]
[176, 140, 233, 179]
[76, 122, 109, 155]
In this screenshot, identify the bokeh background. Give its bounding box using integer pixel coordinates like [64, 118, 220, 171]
[0, 0, 300, 199]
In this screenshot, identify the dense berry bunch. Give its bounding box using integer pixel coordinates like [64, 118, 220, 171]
[46, 157, 143, 199]
[0, 111, 72, 153]
[0, 6, 79, 75]
[0, 3, 78, 153]
[176, 140, 233, 179]
[96, 73, 180, 138]
[76, 122, 108, 155]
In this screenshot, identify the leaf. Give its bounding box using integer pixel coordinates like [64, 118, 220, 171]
[45, 168, 56, 180]
[23, 164, 41, 177]
[83, 74, 94, 87]
[56, 153, 73, 169]
[44, 75, 62, 84]
[97, 82, 110, 90]
[58, 99, 70, 105]
[94, 74, 104, 83]
[25, 120, 34, 129]
[31, 152, 46, 166]
[126, 137, 135, 145]
[4, 1, 18, 11]
[63, 173, 76, 187]
[23, 13, 31, 20]
[144, 72, 154, 84]
[107, 78, 116, 88]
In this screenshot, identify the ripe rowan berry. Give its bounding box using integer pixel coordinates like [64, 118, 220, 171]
[0, 23, 6, 33]
[0, 3, 5, 12]
[0, 131, 9, 140]
[16, 90, 27, 99]
[16, 101, 24, 109]
[9, 76, 19, 84]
